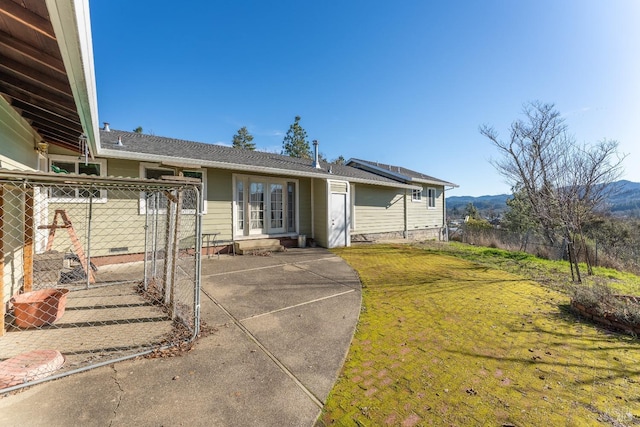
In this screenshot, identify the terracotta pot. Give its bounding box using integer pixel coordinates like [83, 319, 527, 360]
[12, 288, 69, 328]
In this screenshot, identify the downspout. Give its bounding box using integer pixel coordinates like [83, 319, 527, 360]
[403, 189, 408, 239]
[443, 186, 449, 241]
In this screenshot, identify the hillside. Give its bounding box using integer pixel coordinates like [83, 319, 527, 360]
[446, 194, 510, 217]
[447, 180, 640, 218]
[608, 180, 640, 216]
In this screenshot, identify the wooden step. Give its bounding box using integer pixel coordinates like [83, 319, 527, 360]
[234, 239, 284, 255]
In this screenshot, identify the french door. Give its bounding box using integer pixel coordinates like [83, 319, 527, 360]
[236, 176, 296, 237]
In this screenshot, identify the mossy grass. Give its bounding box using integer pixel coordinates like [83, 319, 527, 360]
[318, 243, 640, 426]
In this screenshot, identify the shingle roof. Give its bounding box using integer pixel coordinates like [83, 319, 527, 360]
[98, 130, 417, 188]
[347, 158, 458, 187]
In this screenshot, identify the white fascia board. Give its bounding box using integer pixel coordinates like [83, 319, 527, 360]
[99, 149, 418, 190]
[46, 0, 101, 156]
[409, 177, 459, 188]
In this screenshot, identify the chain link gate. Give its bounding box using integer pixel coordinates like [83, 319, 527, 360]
[0, 170, 202, 392]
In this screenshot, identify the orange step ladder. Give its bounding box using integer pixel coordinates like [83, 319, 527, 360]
[38, 209, 95, 284]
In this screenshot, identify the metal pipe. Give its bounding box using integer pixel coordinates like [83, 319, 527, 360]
[193, 184, 203, 339]
[143, 193, 150, 291]
[152, 192, 159, 281]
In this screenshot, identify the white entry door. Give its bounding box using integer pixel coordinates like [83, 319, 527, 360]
[329, 192, 348, 248]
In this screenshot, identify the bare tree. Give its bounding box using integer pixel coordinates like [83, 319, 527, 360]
[480, 101, 626, 280]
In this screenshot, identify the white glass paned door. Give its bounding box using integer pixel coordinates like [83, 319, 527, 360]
[270, 183, 284, 232]
[249, 182, 265, 233]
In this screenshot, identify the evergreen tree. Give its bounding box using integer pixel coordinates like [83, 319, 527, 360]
[331, 155, 346, 165]
[133, 126, 143, 133]
[232, 126, 256, 150]
[281, 116, 311, 159]
[464, 202, 480, 220]
[503, 187, 537, 233]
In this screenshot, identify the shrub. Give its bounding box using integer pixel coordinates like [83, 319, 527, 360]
[571, 283, 640, 328]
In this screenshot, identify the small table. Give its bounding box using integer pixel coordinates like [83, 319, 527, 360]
[202, 231, 220, 258]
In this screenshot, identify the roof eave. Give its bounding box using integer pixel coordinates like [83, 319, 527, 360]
[409, 177, 459, 188]
[46, 0, 100, 156]
[99, 149, 418, 189]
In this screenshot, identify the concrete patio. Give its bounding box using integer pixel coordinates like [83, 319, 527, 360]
[0, 247, 362, 426]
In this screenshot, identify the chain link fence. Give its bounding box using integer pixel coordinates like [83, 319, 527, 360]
[456, 225, 640, 274]
[0, 170, 201, 392]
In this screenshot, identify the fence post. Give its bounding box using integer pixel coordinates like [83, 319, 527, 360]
[85, 190, 93, 289]
[23, 187, 34, 292]
[143, 193, 149, 291]
[152, 192, 160, 283]
[162, 190, 176, 306]
[0, 185, 4, 336]
[193, 185, 202, 337]
[168, 188, 183, 318]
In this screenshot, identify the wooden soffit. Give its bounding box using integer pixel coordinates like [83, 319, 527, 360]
[0, 0, 83, 151]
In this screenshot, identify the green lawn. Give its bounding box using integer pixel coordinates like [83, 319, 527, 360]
[318, 244, 640, 426]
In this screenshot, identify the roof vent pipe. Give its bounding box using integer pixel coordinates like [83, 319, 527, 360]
[117, 136, 123, 146]
[312, 140, 321, 169]
[103, 122, 110, 132]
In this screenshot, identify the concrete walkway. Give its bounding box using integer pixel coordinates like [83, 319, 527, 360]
[0, 248, 362, 426]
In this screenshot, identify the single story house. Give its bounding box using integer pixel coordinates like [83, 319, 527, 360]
[86, 128, 456, 250]
[0, 0, 457, 304]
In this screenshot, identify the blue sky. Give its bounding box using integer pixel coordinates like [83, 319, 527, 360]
[90, 1, 640, 197]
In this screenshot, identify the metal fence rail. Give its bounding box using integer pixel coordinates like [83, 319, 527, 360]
[0, 170, 201, 392]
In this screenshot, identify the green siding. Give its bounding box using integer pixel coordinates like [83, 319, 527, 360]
[1, 99, 40, 304]
[66, 162, 315, 250]
[46, 199, 146, 257]
[0, 98, 39, 171]
[106, 158, 140, 178]
[298, 178, 312, 236]
[354, 184, 446, 236]
[353, 184, 405, 234]
[313, 179, 328, 247]
[406, 185, 445, 230]
[202, 169, 232, 240]
[2, 186, 26, 303]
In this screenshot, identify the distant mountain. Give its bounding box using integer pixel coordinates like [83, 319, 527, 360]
[447, 180, 640, 218]
[446, 194, 510, 216]
[608, 180, 640, 216]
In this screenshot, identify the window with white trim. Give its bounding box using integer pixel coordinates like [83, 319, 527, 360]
[139, 163, 206, 214]
[237, 180, 245, 231]
[182, 170, 205, 212]
[412, 188, 423, 202]
[427, 187, 436, 208]
[234, 174, 298, 237]
[49, 155, 107, 202]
